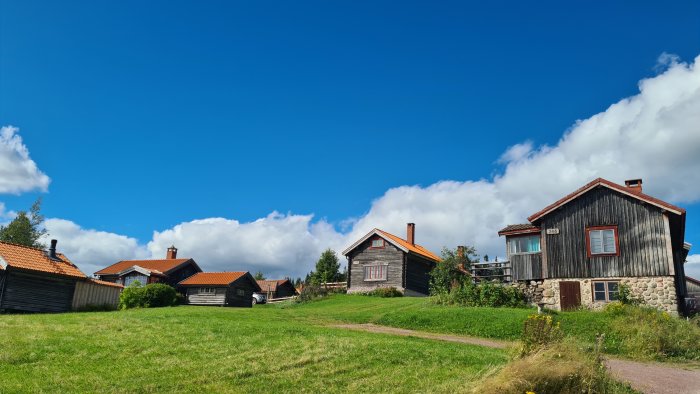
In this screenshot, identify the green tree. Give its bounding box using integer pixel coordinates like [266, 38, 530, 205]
[429, 245, 477, 294]
[253, 271, 266, 280]
[310, 249, 341, 285]
[0, 198, 47, 248]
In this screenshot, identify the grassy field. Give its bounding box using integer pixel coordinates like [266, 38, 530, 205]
[2, 294, 697, 392]
[0, 302, 507, 393]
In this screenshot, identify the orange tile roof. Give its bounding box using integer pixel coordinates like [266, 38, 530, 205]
[95, 258, 191, 275]
[179, 272, 250, 286]
[498, 224, 540, 236]
[0, 241, 86, 279]
[256, 279, 291, 292]
[375, 229, 441, 262]
[87, 278, 124, 288]
[528, 178, 685, 223]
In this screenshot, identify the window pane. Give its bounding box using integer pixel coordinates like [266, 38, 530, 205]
[607, 282, 618, 292]
[590, 230, 603, 254]
[603, 230, 616, 253]
[594, 291, 607, 301]
[371, 239, 383, 247]
[594, 282, 605, 292]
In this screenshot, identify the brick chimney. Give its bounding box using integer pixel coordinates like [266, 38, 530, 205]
[166, 245, 178, 259]
[407, 223, 415, 245]
[625, 179, 643, 193]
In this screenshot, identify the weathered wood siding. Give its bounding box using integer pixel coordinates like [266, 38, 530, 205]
[348, 238, 404, 291]
[687, 279, 700, 297]
[72, 280, 122, 310]
[541, 187, 672, 278]
[225, 278, 257, 308]
[167, 262, 201, 288]
[186, 287, 227, 306]
[511, 253, 543, 281]
[274, 282, 297, 298]
[0, 270, 77, 313]
[404, 254, 433, 295]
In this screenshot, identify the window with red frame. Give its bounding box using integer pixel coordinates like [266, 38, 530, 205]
[586, 226, 619, 256]
[363, 264, 387, 281]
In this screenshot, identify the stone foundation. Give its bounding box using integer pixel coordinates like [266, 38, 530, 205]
[514, 276, 678, 315]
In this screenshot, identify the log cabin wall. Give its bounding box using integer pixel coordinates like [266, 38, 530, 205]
[186, 287, 227, 306]
[404, 254, 433, 295]
[348, 238, 404, 292]
[0, 269, 77, 313]
[541, 186, 673, 279]
[225, 279, 257, 307]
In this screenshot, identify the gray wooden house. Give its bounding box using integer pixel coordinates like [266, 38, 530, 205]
[498, 178, 690, 314]
[0, 240, 87, 313]
[343, 223, 440, 296]
[94, 246, 202, 289]
[178, 272, 261, 307]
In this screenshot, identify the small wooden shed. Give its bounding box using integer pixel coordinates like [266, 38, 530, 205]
[72, 278, 124, 310]
[178, 272, 261, 307]
[0, 240, 87, 313]
[256, 279, 298, 299]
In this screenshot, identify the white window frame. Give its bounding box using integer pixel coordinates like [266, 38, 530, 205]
[363, 264, 388, 281]
[592, 281, 619, 302]
[199, 287, 216, 295]
[588, 228, 617, 255]
[508, 235, 541, 255]
[370, 238, 385, 248]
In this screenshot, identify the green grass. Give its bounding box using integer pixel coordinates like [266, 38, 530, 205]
[0, 305, 506, 393]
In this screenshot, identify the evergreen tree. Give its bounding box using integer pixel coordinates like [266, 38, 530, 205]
[310, 249, 341, 285]
[0, 198, 47, 248]
[253, 271, 266, 280]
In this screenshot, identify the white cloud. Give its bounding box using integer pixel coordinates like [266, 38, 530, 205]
[42, 219, 149, 276]
[7, 54, 700, 280]
[146, 212, 346, 279]
[0, 126, 50, 194]
[686, 255, 700, 279]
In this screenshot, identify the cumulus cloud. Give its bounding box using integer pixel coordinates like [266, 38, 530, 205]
[42, 219, 149, 276]
[6, 54, 700, 280]
[686, 255, 700, 279]
[0, 126, 50, 194]
[147, 212, 345, 278]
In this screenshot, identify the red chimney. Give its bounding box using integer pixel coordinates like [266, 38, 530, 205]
[166, 245, 178, 259]
[624, 179, 643, 193]
[407, 223, 415, 245]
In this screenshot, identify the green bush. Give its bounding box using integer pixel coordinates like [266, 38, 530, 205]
[520, 314, 563, 355]
[431, 281, 526, 308]
[364, 287, 403, 298]
[295, 284, 329, 304]
[119, 282, 178, 309]
[617, 283, 641, 306]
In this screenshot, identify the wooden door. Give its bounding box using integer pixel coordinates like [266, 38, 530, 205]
[559, 281, 581, 310]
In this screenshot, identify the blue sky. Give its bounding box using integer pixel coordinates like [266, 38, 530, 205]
[1, 1, 699, 278]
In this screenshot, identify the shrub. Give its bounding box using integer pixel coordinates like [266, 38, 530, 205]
[617, 283, 641, 306]
[295, 284, 329, 303]
[521, 314, 563, 355]
[119, 282, 178, 309]
[365, 287, 403, 298]
[431, 281, 526, 308]
[472, 340, 635, 394]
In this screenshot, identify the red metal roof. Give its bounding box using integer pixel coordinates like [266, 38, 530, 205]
[528, 178, 685, 223]
[179, 272, 248, 286]
[497, 224, 540, 236]
[0, 241, 86, 279]
[95, 258, 191, 275]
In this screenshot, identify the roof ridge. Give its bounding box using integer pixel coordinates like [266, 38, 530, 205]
[0, 240, 51, 252]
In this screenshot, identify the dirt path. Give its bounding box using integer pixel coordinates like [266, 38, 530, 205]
[332, 323, 700, 394]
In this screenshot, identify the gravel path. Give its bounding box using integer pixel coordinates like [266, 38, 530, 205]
[332, 323, 700, 394]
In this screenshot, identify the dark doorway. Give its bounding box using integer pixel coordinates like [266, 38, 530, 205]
[559, 281, 581, 310]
